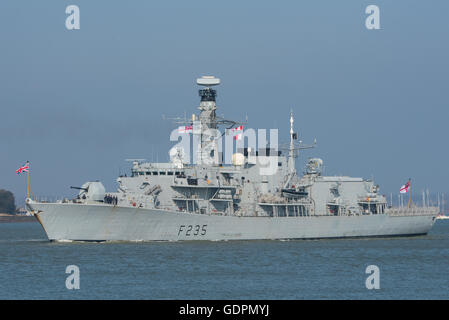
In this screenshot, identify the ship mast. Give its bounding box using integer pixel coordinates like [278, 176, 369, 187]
[283, 111, 297, 189]
[288, 110, 296, 175]
[194, 76, 246, 166]
[196, 76, 226, 166]
[283, 110, 316, 188]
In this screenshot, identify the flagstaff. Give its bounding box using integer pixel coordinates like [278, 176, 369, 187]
[408, 179, 412, 208]
[16, 161, 31, 199]
[399, 178, 413, 208]
[27, 163, 30, 199]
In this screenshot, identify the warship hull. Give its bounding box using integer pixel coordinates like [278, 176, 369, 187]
[28, 202, 437, 241]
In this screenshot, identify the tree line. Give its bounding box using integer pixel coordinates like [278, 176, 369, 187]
[0, 189, 16, 214]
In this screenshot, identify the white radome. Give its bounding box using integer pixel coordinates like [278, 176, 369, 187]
[196, 76, 220, 86]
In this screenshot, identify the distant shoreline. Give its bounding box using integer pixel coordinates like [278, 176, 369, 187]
[0, 213, 36, 223]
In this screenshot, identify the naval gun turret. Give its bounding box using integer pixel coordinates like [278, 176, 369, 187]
[71, 181, 106, 201]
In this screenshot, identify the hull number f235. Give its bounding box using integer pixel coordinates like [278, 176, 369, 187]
[178, 224, 207, 237]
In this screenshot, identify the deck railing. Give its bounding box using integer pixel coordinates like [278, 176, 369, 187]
[386, 207, 438, 216]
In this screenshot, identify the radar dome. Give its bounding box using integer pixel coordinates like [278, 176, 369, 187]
[232, 153, 245, 166]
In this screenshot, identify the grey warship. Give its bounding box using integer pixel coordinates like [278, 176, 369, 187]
[26, 76, 438, 241]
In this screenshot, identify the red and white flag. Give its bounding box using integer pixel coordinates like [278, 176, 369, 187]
[178, 125, 193, 134]
[228, 125, 243, 140]
[231, 125, 243, 132]
[16, 162, 29, 174]
[400, 181, 410, 194]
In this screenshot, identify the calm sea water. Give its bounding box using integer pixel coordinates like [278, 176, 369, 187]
[1, 221, 448, 300]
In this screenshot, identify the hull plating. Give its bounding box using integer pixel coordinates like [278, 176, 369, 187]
[28, 202, 436, 241]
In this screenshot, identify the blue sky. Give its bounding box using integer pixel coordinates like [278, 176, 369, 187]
[1, 1, 448, 204]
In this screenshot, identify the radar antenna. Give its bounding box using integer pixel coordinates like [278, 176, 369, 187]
[279, 111, 316, 166]
[280, 110, 317, 188]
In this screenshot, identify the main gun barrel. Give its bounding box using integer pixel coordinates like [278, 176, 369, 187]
[70, 186, 88, 191]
